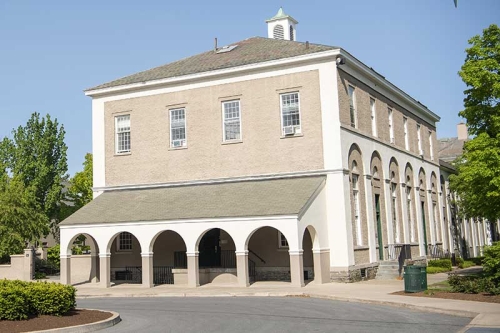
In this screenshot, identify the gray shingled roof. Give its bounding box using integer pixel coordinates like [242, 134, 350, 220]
[61, 176, 326, 225]
[86, 37, 337, 91]
[438, 137, 466, 163]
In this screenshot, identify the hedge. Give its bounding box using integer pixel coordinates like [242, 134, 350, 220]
[0, 280, 76, 320]
[458, 260, 475, 269]
[427, 259, 452, 271]
[448, 274, 500, 295]
[426, 266, 450, 274]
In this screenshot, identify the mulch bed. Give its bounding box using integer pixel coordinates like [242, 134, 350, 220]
[392, 290, 500, 303]
[0, 309, 113, 333]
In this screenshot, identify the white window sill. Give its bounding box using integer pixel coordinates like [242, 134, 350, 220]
[222, 140, 243, 145]
[114, 152, 131, 157]
[280, 133, 303, 139]
[168, 146, 188, 151]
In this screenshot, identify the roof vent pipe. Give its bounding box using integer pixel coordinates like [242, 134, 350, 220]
[214, 38, 218, 53]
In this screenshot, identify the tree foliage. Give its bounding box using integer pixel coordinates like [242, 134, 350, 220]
[0, 176, 49, 258]
[59, 153, 92, 221]
[450, 24, 500, 222]
[1, 112, 68, 230]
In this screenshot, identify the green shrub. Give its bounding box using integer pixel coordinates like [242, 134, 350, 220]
[470, 257, 485, 266]
[47, 245, 60, 268]
[428, 259, 452, 270]
[448, 274, 495, 294]
[34, 272, 46, 280]
[0, 280, 76, 320]
[426, 267, 450, 274]
[458, 260, 475, 269]
[483, 242, 500, 284]
[0, 286, 29, 320]
[455, 257, 464, 266]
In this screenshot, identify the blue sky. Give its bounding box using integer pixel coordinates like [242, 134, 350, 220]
[0, 0, 499, 175]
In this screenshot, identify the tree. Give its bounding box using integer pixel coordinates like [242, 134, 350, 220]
[0, 175, 49, 259]
[458, 24, 500, 138]
[450, 24, 500, 231]
[59, 153, 92, 221]
[2, 112, 68, 232]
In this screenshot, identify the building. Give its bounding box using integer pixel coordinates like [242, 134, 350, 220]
[59, 8, 452, 288]
[438, 124, 499, 259]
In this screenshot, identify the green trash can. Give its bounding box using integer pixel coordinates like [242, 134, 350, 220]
[404, 265, 427, 293]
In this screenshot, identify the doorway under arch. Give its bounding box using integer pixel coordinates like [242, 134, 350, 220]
[109, 231, 142, 284]
[197, 228, 237, 285]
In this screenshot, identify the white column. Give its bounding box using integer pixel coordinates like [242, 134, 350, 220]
[471, 220, 478, 257]
[141, 252, 154, 288]
[399, 183, 410, 243]
[60, 254, 71, 285]
[326, 171, 354, 268]
[384, 179, 394, 245]
[236, 251, 249, 287]
[414, 187, 426, 256]
[186, 252, 199, 288]
[289, 250, 305, 287]
[438, 192, 448, 252]
[90, 254, 99, 283]
[364, 175, 376, 262]
[99, 253, 111, 288]
[427, 190, 435, 245]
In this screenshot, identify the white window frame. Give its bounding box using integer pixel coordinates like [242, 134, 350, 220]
[117, 232, 133, 252]
[403, 117, 409, 150]
[429, 131, 434, 160]
[433, 202, 441, 242]
[352, 174, 362, 246]
[115, 114, 131, 154]
[169, 108, 187, 148]
[417, 124, 422, 155]
[348, 85, 357, 128]
[280, 92, 302, 136]
[370, 97, 377, 137]
[222, 100, 242, 142]
[388, 108, 394, 143]
[278, 231, 289, 248]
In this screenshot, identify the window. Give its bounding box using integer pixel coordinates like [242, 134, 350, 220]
[115, 115, 131, 154]
[388, 108, 394, 143]
[407, 187, 415, 242]
[289, 25, 294, 41]
[170, 108, 186, 148]
[118, 232, 132, 251]
[352, 174, 362, 245]
[391, 182, 400, 243]
[348, 85, 357, 128]
[280, 92, 301, 135]
[222, 100, 241, 141]
[278, 231, 289, 248]
[370, 97, 377, 136]
[429, 131, 434, 160]
[403, 117, 409, 150]
[417, 124, 422, 155]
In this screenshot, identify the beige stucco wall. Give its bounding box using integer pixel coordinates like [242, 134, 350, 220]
[71, 255, 97, 284]
[153, 231, 186, 266]
[337, 70, 438, 162]
[104, 70, 324, 186]
[0, 255, 25, 280]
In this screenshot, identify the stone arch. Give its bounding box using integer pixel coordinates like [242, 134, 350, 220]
[349, 144, 368, 264]
[370, 151, 387, 260]
[430, 172, 441, 243]
[388, 157, 403, 244]
[418, 168, 431, 252]
[106, 230, 142, 254]
[150, 230, 188, 284]
[370, 151, 383, 179]
[301, 226, 316, 282]
[246, 226, 291, 282]
[108, 231, 142, 284]
[64, 233, 100, 285]
[405, 163, 418, 243]
[64, 233, 99, 256]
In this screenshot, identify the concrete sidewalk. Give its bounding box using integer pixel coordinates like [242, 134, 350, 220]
[74, 273, 500, 332]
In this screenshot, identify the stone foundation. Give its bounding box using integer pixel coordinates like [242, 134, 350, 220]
[330, 263, 379, 283]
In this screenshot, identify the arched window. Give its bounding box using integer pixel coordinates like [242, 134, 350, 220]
[289, 25, 294, 41]
[273, 25, 284, 39]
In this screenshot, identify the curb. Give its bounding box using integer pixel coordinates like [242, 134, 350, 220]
[30, 309, 121, 333]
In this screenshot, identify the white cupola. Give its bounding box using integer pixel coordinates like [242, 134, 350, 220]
[266, 7, 298, 41]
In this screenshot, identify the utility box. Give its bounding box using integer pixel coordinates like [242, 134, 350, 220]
[404, 265, 427, 293]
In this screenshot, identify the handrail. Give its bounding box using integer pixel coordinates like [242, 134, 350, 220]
[249, 249, 266, 264]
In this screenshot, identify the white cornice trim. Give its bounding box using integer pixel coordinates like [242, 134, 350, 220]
[59, 215, 298, 230]
[85, 50, 341, 97]
[338, 50, 440, 123]
[93, 169, 343, 192]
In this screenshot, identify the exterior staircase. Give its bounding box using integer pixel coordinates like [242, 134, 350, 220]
[375, 260, 402, 280]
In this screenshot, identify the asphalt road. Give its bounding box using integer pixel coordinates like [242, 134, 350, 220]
[77, 297, 470, 333]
